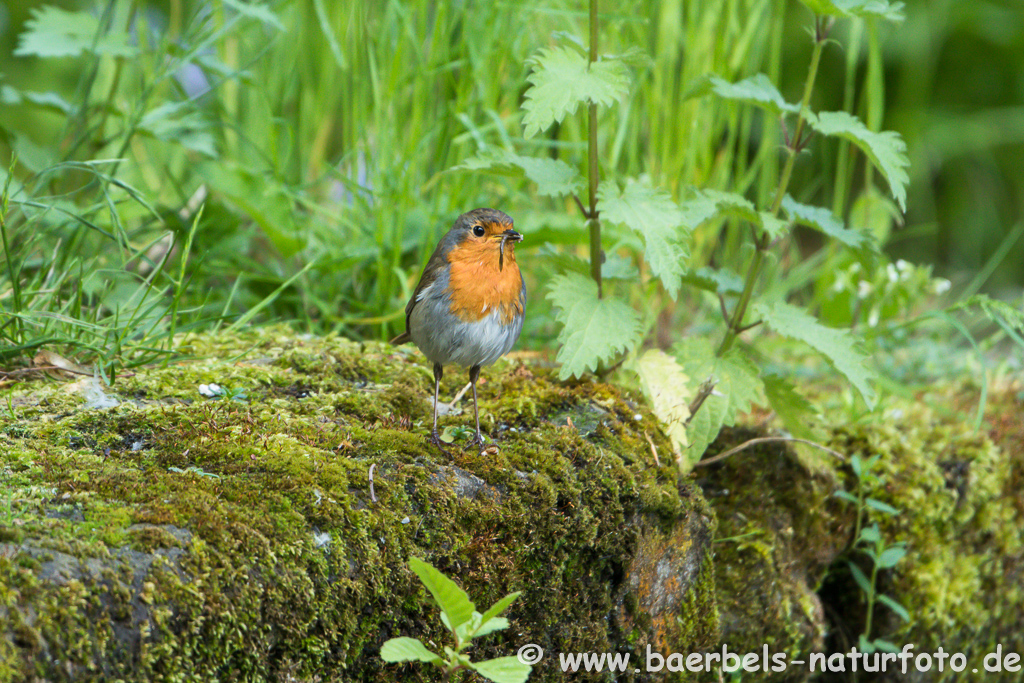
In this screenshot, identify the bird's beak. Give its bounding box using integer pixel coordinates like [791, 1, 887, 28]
[498, 229, 522, 271]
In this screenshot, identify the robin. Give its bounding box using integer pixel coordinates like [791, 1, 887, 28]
[391, 208, 525, 452]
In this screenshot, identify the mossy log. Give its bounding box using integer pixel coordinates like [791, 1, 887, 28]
[1, 328, 1021, 682]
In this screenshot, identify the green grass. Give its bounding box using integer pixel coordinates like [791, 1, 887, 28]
[1, 0, 1021, 376]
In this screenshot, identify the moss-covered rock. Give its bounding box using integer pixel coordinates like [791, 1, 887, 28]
[2, 327, 1022, 682]
[0, 328, 716, 682]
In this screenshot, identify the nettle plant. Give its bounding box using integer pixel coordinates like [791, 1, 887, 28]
[457, 0, 914, 471]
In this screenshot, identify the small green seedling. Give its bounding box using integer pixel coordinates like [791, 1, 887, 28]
[834, 453, 909, 655]
[381, 557, 531, 683]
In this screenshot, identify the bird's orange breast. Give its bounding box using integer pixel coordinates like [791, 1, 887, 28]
[445, 238, 523, 325]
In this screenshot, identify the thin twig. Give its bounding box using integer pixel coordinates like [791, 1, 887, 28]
[694, 436, 846, 467]
[572, 193, 590, 219]
[684, 377, 717, 426]
[448, 381, 472, 410]
[643, 431, 660, 467]
[717, 293, 730, 323]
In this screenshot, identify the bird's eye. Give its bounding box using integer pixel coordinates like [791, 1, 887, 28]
[472, 225, 486, 237]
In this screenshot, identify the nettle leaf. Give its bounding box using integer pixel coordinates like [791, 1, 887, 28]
[16, 6, 137, 58]
[409, 557, 475, 632]
[470, 656, 532, 683]
[635, 350, 691, 458]
[138, 103, 216, 158]
[763, 373, 820, 441]
[523, 46, 630, 138]
[798, 0, 905, 22]
[756, 301, 877, 408]
[680, 190, 789, 239]
[597, 180, 689, 297]
[684, 389, 728, 470]
[546, 272, 642, 380]
[455, 150, 582, 198]
[710, 74, 799, 116]
[782, 195, 871, 250]
[675, 338, 764, 463]
[681, 267, 745, 296]
[380, 637, 442, 664]
[808, 111, 909, 212]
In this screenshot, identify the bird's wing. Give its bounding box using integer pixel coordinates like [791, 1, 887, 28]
[390, 241, 450, 345]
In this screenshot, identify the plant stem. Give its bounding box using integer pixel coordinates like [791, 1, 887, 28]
[717, 17, 827, 356]
[587, 0, 602, 298]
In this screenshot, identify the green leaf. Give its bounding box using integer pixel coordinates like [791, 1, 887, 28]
[16, 6, 137, 58]
[833, 490, 859, 504]
[635, 349, 691, 458]
[755, 301, 877, 408]
[597, 179, 690, 297]
[676, 338, 763, 424]
[684, 397, 724, 467]
[847, 561, 872, 594]
[781, 196, 871, 250]
[876, 593, 910, 622]
[797, 0, 905, 22]
[408, 557, 476, 632]
[675, 338, 763, 463]
[864, 497, 900, 515]
[455, 150, 583, 198]
[138, 103, 217, 158]
[762, 373, 819, 440]
[872, 638, 901, 653]
[470, 616, 510, 639]
[877, 545, 907, 568]
[710, 74, 799, 116]
[546, 273, 642, 380]
[380, 637, 442, 664]
[222, 0, 284, 29]
[859, 523, 881, 544]
[523, 47, 630, 138]
[681, 267, 744, 296]
[808, 111, 909, 212]
[680, 190, 789, 239]
[850, 453, 863, 478]
[477, 592, 521, 631]
[470, 656, 532, 683]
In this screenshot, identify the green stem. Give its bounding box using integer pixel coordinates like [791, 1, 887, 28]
[864, 560, 878, 641]
[587, 0, 602, 299]
[717, 18, 827, 356]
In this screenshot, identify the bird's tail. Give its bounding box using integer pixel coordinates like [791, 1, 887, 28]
[389, 332, 411, 345]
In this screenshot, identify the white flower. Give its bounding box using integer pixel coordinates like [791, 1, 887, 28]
[857, 280, 873, 299]
[886, 263, 898, 282]
[933, 278, 951, 294]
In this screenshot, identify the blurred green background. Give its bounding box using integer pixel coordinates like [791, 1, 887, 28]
[1, 0, 1021, 368]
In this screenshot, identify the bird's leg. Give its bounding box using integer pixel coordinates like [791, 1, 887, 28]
[429, 363, 449, 455]
[467, 365, 487, 450]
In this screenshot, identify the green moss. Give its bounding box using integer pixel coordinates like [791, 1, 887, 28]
[0, 326, 716, 682]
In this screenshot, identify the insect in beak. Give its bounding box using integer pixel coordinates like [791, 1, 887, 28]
[498, 229, 523, 271]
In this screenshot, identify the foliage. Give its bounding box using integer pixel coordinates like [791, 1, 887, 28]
[380, 557, 531, 683]
[833, 453, 909, 654]
[1, 0, 1021, 471]
[456, 2, 921, 469]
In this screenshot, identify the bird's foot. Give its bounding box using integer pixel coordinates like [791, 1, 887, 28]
[429, 430, 451, 456]
[467, 431, 494, 455]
